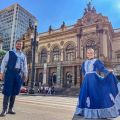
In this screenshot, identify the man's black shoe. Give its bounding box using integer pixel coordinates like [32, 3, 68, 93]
[0, 111, 6, 117]
[7, 109, 16, 114]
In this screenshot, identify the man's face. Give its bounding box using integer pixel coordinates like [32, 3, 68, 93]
[15, 41, 23, 50]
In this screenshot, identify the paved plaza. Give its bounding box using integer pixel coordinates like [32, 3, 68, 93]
[0, 94, 119, 120]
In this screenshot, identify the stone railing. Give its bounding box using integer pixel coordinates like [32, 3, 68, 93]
[38, 25, 75, 37]
[35, 59, 83, 67]
[110, 58, 120, 63]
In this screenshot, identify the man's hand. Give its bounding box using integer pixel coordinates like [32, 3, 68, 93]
[0, 73, 3, 80]
[22, 75, 28, 82]
[24, 76, 28, 83]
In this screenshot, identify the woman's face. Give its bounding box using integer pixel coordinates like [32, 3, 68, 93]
[87, 49, 95, 59]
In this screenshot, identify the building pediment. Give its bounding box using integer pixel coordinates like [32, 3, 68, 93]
[75, 2, 109, 27]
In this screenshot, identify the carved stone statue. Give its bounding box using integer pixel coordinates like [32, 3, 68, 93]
[61, 21, 65, 28]
[84, 8, 87, 15]
[87, 2, 92, 11]
[92, 6, 96, 13]
[49, 25, 52, 31]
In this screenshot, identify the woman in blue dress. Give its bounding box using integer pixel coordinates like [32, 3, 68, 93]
[74, 48, 120, 119]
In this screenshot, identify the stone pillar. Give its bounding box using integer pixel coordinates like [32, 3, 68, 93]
[46, 67, 50, 85]
[61, 49, 64, 61]
[96, 23, 109, 58]
[47, 51, 50, 63]
[35, 68, 37, 82]
[83, 47, 86, 59]
[77, 34, 80, 59]
[77, 65, 80, 86]
[72, 66, 75, 86]
[35, 52, 38, 63]
[60, 66, 64, 87]
[98, 30, 103, 56]
[80, 46, 83, 59]
[102, 30, 108, 58]
[56, 62, 61, 85]
[43, 63, 47, 84]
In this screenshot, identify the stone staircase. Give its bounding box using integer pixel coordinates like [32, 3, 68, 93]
[55, 86, 80, 97]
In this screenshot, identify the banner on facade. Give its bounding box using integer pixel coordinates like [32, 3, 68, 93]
[43, 63, 47, 84]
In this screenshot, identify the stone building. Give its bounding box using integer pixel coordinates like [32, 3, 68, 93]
[22, 2, 120, 88]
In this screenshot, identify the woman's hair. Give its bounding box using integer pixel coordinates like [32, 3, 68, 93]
[87, 48, 95, 53]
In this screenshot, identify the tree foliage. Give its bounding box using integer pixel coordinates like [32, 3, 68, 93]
[0, 50, 6, 57]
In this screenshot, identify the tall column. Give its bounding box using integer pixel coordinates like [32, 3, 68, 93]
[35, 52, 38, 67]
[56, 62, 61, 85]
[43, 63, 47, 84]
[77, 34, 80, 59]
[47, 51, 50, 63]
[80, 46, 83, 59]
[77, 28, 82, 59]
[77, 65, 80, 86]
[61, 49, 64, 61]
[60, 66, 64, 87]
[46, 67, 50, 85]
[72, 66, 75, 86]
[83, 47, 85, 59]
[102, 30, 108, 58]
[98, 30, 103, 56]
[35, 68, 38, 82]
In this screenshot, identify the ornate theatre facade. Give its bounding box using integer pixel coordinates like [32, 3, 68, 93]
[22, 3, 120, 88]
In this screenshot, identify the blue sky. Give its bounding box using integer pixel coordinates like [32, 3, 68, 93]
[0, 0, 120, 33]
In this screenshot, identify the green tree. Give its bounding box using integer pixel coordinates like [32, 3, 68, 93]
[0, 50, 6, 58]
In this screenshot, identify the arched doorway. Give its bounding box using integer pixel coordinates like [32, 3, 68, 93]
[52, 72, 57, 85]
[39, 72, 43, 85]
[66, 72, 73, 87]
[48, 72, 57, 87]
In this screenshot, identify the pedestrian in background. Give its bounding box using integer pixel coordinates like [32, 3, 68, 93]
[0, 40, 28, 117]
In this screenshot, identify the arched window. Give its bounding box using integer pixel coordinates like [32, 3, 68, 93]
[40, 48, 47, 63]
[66, 72, 73, 87]
[52, 47, 60, 62]
[66, 44, 75, 61]
[86, 40, 96, 49]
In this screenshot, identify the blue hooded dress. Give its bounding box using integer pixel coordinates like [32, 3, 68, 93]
[74, 59, 120, 118]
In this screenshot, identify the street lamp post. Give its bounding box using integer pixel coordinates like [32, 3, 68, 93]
[29, 22, 38, 94]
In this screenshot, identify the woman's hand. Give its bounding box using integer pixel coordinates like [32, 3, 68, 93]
[108, 69, 113, 72]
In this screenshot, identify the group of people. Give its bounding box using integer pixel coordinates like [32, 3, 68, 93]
[37, 85, 55, 95]
[0, 39, 120, 119]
